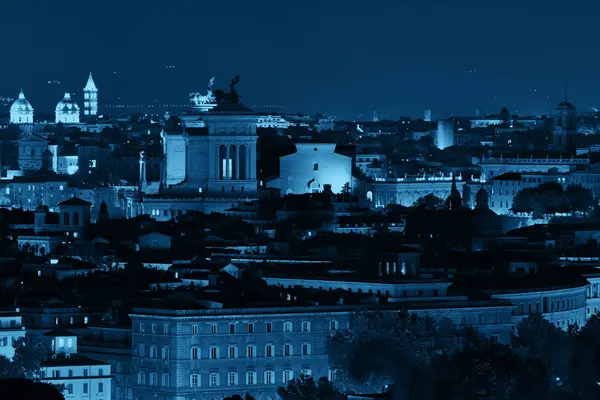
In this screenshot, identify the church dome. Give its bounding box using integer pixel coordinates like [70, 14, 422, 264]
[10, 90, 33, 113]
[56, 93, 80, 112]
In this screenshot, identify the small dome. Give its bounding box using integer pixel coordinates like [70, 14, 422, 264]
[56, 92, 80, 112]
[10, 90, 34, 113]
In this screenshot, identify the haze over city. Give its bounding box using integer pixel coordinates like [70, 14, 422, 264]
[1, 0, 600, 118]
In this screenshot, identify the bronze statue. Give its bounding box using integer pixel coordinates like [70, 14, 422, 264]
[215, 75, 241, 105]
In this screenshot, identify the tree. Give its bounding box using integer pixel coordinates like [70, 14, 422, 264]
[511, 182, 570, 217]
[0, 338, 47, 380]
[0, 379, 64, 400]
[277, 377, 346, 400]
[413, 194, 446, 211]
[327, 311, 470, 395]
[224, 394, 256, 400]
[565, 184, 595, 213]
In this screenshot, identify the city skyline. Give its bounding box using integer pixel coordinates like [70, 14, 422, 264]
[1, 0, 600, 119]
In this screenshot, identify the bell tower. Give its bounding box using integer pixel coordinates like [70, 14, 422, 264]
[83, 73, 98, 117]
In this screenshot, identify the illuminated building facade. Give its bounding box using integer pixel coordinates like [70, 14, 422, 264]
[56, 93, 81, 124]
[267, 143, 353, 195]
[129, 302, 513, 400]
[10, 90, 34, 124]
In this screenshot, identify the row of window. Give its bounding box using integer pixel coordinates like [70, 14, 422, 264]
[140, 320, 340, 335]
[189, 343, 312, 359]
[138, 369, 323, 388]
[45, 368, 105, 378]
[62, 382, 104, 395]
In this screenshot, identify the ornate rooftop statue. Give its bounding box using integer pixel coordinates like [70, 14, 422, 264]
[215, 75, 241, 105]
[190, 77, 217, 106]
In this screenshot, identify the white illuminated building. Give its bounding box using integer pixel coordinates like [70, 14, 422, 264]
[10, 90, 34, 124]
[83, 73, 98, 116]
[40, 328, 112, 400]
[56, 93, 81, 124]
[267, 143, 353, 195]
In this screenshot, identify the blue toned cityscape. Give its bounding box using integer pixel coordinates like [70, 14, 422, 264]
[3, 1, 600, 400]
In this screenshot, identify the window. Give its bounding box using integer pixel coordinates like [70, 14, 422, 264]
[283, 343, 293, 356]
[53, 370, 60, 378]
[229, 323, 235, 334]
[264, 370, 275, 384]
[66, 384, 73, 395]
[138, 372, 146, 385]
[328, 369, 337, 382]
[329, 320, 339, 331]
[83, 383, 89, 394]
[491, 334, 500, 344]
[209, 372, 220, 387]
[162, 373, 170, 387]
[138, 344, 146, 357]
[300, 368, 312, 378]
[98, 368, 104, 377]
[283, 321, 293, 332]
[139, 323, 145, 333]
[210, 324, 218, 334]
[246, 345, 256, 358]
[209, 345, 219, 359]
[83, 369, 89, 377]
[313, 163, 319, 171]
[68, 369, 73, 378]
[190, 374, 200, 387]
[228, 372, 238, 386]
[248, 323, 254, 333]
[266, 322, 272, 333]
[301, 321, 311, 332]
[283, 369, 294, 382]
[228, 345, 238, 358]
[190, 347, 200, 359]
[192, 324, 199, 335]
[246, 371, 257, 385]
[265, 343, 275, 358]
[161, 346, 170, 359]
[150, 345, 157, 358]
[163, 323, 169, 334]
[58, 338, 64, 348]
[67, 338, 73, 348]
[301, 343, 311, 356]
[149, 372, 157, 386]
[151, 323, 157, 333]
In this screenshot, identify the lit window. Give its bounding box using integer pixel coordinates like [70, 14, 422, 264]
[301, 343, 311, 356]
[265, 344, 274, 357]
[209, 345, 219, 359]
[228, 345, 238, 359]
[228, 372, 238, 386]
[246, 371, 257, 385]
[264, 370, 275, 384]
[190, 374, 200, 387]
[209, 372, 220, 387]
[283, 369, 294, 383]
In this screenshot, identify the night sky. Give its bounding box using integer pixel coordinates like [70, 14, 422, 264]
[1, 0, 599, 119]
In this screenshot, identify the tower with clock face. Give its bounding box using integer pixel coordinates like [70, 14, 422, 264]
[552, 100, 577, 151]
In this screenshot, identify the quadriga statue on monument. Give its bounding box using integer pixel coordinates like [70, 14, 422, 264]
[190, 77, 217, 106]
[215, 75, 241, 105]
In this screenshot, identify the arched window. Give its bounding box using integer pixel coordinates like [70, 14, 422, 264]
[73, 212, 80, 225]
[30, 148, 35, 158]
